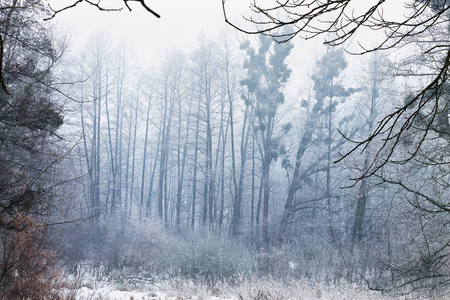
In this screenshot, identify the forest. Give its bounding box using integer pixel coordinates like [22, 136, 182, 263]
[0, 0, 449, 299]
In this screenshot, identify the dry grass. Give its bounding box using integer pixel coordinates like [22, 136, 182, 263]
[68, 277, 447, 300]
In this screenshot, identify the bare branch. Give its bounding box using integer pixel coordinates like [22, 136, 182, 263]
[124, 0, 161, 18]
[222, 1, 450, 182]
[44, 0, 122, 21]
[336, 47, 450, 182]
[40, 211, 104, 227]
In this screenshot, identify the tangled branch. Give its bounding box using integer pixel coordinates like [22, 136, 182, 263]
[223, 0, 450, 181]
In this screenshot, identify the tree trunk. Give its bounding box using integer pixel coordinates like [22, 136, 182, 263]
[278, 106, 316, 243]
[176, 95, 192, 227]
[140, 94, 152, 219]
[129, 84, 140, 216]
[191, 94, 201, 229]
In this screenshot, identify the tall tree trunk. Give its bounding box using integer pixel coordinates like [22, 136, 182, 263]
[352, 175, 368, 244]
[211, 101, 224, 227]
[278, 106, 317, 243]
[176, 96, 192, 227]
[231, 106, 250, 237]
[94, 65, 102, 214]
[104, 69, 116, 214]
[117, 105, 124, 212]
[163, 97, 174, 224]
[158, 76, 175, 223]
[115, 54, 125, 213]
[191, 94, 201, 229]
[219, 114, 229, 228]
[124, 103, 133, 214]
[326, 94, 336, 245]
[158, 84, 169, 219]
[228, 87, 238, 236]
[262, 153, 271, 246]
[79, 65, 94, 214]
[129, 84, 140, 216]
[251, 109, 256, 243]
[256, 169, 264, 248]
[140, 94, 152, 219]
[146, 121, 162, 218]
[205, 87, 214, 228]
[261, 116, 274, 247]
[351, 68, 378, 246]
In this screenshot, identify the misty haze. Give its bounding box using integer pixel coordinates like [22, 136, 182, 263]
[0, 1, 449, 299]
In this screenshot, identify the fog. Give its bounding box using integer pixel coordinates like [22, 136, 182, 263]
[0, 1, 449, 299]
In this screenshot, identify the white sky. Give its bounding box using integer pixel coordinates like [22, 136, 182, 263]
[48, 0, 250, 63]
[47, 0, 407, 58]
[47, 0, 328, 100]
[47, 0, 408, 100]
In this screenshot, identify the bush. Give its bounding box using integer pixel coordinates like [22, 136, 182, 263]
[85, 217, 178, 283]
[170, 233, 256, 285]
[0, 214, 62, 299]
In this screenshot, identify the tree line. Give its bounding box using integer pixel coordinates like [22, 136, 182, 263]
[0, 0, 449, 298]
[61, 29, 449, 294]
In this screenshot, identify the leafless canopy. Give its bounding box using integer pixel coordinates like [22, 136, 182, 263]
[222, 0, 448, 48]
[0, 0, 160, 95]
[222, 0, 450, 181]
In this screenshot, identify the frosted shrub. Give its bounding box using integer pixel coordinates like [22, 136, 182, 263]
[81, 217, 178, 284]
[170, 233, 256, 285]
[255, 240, 348, 283]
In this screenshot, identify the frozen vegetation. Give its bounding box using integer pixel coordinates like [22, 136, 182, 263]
[0, 1, 450, 299]
[66, 280, 404, 300]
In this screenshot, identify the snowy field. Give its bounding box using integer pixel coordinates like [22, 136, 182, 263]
[63, 279, 422, 300]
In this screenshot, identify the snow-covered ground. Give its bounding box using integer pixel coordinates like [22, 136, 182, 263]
[64, 279, 405, 300]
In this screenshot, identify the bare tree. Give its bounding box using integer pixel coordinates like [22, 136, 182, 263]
[191, 37, 220, 228]
[0, 0, 160, 95]
[350, 53, 390, 247]
[222, 0, 450, 182]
